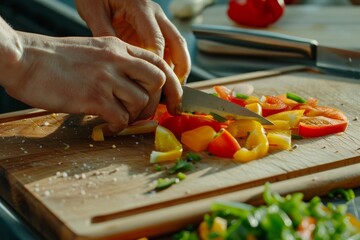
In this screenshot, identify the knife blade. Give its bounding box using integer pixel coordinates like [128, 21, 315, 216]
[180, 86, 273, 125]
[192, 24, 360, 79]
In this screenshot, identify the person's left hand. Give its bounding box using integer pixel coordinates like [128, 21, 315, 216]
[75, 0, 191, 83]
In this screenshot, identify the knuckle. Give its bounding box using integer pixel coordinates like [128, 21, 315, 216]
[137, 91, 150, 109]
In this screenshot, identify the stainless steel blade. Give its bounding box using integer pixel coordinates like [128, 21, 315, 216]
[181, 86, 273, 125]
[317, 45, 360, 78]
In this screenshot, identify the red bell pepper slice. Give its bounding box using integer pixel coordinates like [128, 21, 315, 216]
[298, 116, 348, 138]
[208, 128, 241, 158]
[260, 96, 289, 117]
[160, 114, 223, 139]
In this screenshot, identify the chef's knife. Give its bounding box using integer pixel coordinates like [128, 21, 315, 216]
[192, 24, 360, 79]
[180, 86, 273, 125]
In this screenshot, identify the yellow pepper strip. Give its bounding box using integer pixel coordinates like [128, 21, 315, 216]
[181, 126, 217, 152]
[266, 109, 305, 128]
[266, 130, 292, 151]
[245, 102, 262, 116]
[91, 120, 158, 141]
[199, 216, 227, 240]
[263, 120, 291, 130]
[91, 123, 107, 141]
[150, 125, 183, 163]
[117, 120, 158, 136]
[230, 120, 269, 163]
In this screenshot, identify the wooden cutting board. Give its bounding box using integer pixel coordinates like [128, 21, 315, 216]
[1, 66, 360, 240]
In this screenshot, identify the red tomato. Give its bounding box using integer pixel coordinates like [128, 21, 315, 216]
[227, 0, 285, 28]
[160, 115, 223, 139]
[208, 128, 241, 158]
[260, 96, 289, 117]
[298, 116, 348, 138]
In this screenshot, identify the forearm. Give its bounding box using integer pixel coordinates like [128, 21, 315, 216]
[0, 16, 23, 86]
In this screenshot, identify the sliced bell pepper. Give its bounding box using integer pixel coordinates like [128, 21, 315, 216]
[181, 126, 217, 152]
[245, 102, 263, 116]
[150, 125, 183, 163]
[266, 130, 292, 151]
[260, 95, 290, 117]
[160, 114, 223, 139]
[208, 128, 241, 158]
[266, 109, 305, 129]
[298, 116, 348, 138]
[231, 120, 269, 163]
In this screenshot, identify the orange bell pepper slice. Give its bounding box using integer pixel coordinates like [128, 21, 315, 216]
[181, 126, 217, 152]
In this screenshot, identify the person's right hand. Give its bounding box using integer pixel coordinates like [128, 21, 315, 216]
[1, 32, 182, 132]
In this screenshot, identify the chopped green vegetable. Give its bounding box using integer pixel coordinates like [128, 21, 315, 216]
[168, 153, 201, 174]
[168, 159, 194, 174]
[184, 152, 201, 162]
[177, 172, 187, 181]
[155, 177, 179, 190]
[154, 164, 162, 171]
[328, 188, 355, 201]
[210, 112, 228, 123]
[173, 183, 360, 239]
[235, 93, 249, 100]
[286, 92, 307, 103]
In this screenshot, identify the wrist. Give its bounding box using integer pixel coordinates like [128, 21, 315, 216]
[0, 18, 24, 87]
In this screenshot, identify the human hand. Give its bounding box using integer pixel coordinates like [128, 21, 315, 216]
[1, 32, 182, 132]
[74, 0, 191, 83]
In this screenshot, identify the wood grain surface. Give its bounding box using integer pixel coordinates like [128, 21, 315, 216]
[1, 67, 360, 239]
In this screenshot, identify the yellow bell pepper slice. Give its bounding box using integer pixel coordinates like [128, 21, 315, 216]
[117, 120, 158, 136]
[266, 130, 292, 151]
[91, 120, 158, 141]
[150, 125, 183, 163]
[231, 120, 269, 163]
[181, 126, 217, 152]
[263, 120, 291, 130]
[245, 102, 262, 116]
[266, 109, 305, 128]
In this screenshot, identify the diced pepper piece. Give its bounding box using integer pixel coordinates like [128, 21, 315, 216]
[91, 123, 107, 141]
[150, 125, 183, 163]
[233, 120, 269, 163]
[266, 130, 292, 151]
[181, 126, 217, 152]
[208, 128, 241, 158]
[245, 102, 262, 116]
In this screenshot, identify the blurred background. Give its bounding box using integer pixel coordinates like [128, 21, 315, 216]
[0, 0, 358, 113]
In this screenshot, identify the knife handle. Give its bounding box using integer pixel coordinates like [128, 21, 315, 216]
[192, 24, 318, 60]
